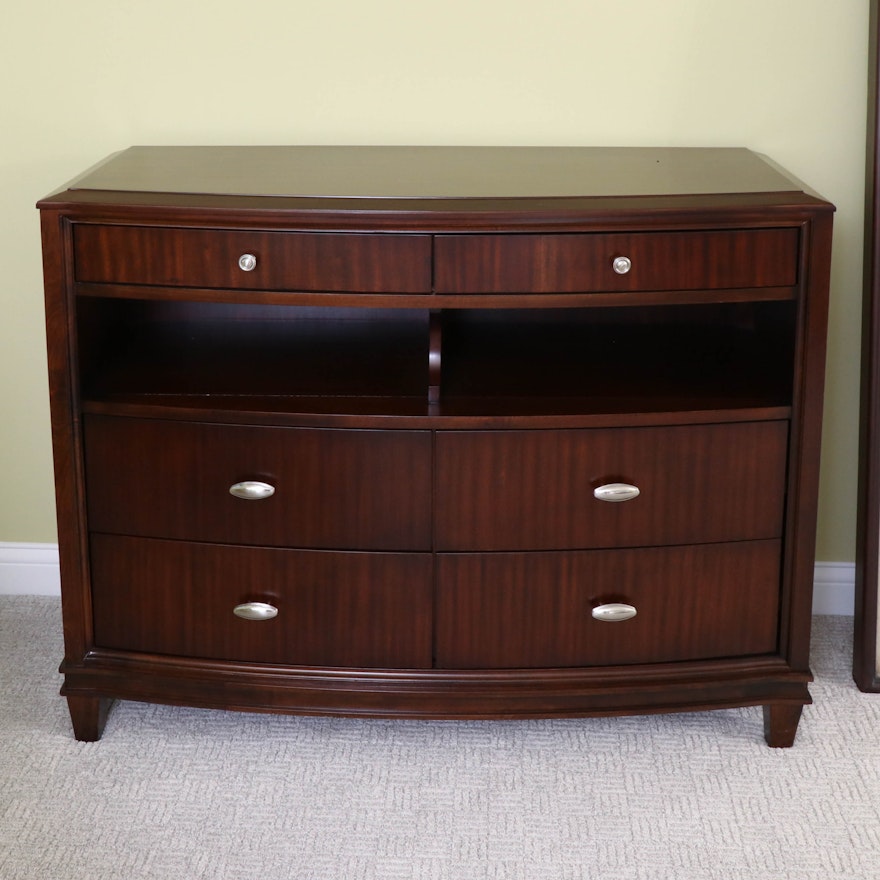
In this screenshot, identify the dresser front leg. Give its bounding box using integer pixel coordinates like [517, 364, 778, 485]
[66, 695, 113, 742]
[762, 702, 804, 747]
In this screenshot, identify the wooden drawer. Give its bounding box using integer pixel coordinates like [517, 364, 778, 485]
[73, 225, 433, 293]
[434, 228, 798, 293]
[435, 422, 788, 550]
[84, 416, 432, 550]
[90, 535, 433, 668]
[435, 541, 781, 668]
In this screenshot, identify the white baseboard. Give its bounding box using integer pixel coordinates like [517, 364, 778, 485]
[0, 543, 61, 596]
[811, 561, 855, 616]
[0, 542, 858, 615]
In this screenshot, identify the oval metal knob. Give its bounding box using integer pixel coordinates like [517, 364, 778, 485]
[593, 483, 640, 503]
[238, 253, 257, 272]
[612, 255, 632, 275]
[233, 602, 278, 621]
[229, 480, 275, 500]
[592, 603, 637, 622]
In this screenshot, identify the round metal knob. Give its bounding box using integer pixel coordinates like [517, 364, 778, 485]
[612, 256, 632, 275]
[229, 480, 275, 500]
[592, 603, 637, 622]
[233, 602, 278, 621]
[593, 483, 640, 503]
[238, 253, 257, 272]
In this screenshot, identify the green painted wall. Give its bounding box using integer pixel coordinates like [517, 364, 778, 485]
[0, 0, 868, 561]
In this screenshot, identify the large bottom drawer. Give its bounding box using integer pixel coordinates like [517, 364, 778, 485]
[90, 535, 433, 668]
[436, 541, 781, 668]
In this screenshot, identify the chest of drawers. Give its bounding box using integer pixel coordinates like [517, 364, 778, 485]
[38, 146, 833, 744]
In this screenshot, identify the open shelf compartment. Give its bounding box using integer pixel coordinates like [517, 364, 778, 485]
[76, 298, 796, 420]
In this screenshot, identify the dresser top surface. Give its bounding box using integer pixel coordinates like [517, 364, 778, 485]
[60, 146, 804, 201]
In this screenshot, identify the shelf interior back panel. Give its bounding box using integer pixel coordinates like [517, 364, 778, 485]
[76, 299, 795, 417]
[77, 301, 430, 400]
[440, 304, 795, 409]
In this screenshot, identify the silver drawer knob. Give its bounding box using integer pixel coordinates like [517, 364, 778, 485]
[592, 603, 637, 622]
[229, 480, 275, 500]
[593, 483, 640, 502]
[612, 255, 632, 275]
[238, 253, 257, 272]
[233, 602, 278, 621]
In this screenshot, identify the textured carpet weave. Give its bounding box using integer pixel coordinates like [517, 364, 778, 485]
[1, 597, 879, 879]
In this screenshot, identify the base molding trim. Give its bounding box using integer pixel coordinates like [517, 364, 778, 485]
[811, 561, 855, 616]
[0, 543, 61, 596]
[0, 543, 858, 614]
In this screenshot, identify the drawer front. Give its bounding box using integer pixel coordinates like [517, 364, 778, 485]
[435, 422, 788, 551]
[90, 535, 433, 668]
[434, 228, 798, 293]
[73, 225, 433, 293]
[84, 416, 432, 550]
[435, 541, 781, 668]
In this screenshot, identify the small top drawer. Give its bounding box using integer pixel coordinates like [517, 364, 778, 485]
[434, 228, 799, 294]
[434, 421, 788, 551]
[73, 225, 433, 293]
[84, 416, 433, 551]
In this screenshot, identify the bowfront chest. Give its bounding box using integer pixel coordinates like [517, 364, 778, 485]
[38, 146, 834, 744]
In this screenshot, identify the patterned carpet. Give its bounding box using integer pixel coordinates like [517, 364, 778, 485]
[1, 596, 879, 879]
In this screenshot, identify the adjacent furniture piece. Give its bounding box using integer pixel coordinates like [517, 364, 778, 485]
[857, 0, 880, 692]
[38, 146, 834, 744]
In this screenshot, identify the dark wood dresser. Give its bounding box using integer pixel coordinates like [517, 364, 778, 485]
[38, 146, 834, 744]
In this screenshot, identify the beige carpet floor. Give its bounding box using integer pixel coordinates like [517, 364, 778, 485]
[1, 597, 879, 879]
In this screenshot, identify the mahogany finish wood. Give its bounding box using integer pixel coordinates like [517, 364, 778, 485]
[65, 695, 113, 743]
[763, 703, 804, 749]
[90, 535, 433, 668]
[62, 146, 802, 201]
[438, 303, 795, 415]
[435, 542, 781, 668]
[434, 422, 787, 551]
[83, 417, 433, 551]
[74, 225, 432, 293]
[434, 229, 798, 294]
[37, 146, 834, 746]
[76, 300, 430, 402]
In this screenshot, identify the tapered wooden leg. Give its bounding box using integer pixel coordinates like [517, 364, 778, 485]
[763, 702, 804, 747]
[66, 695, 113, 742]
